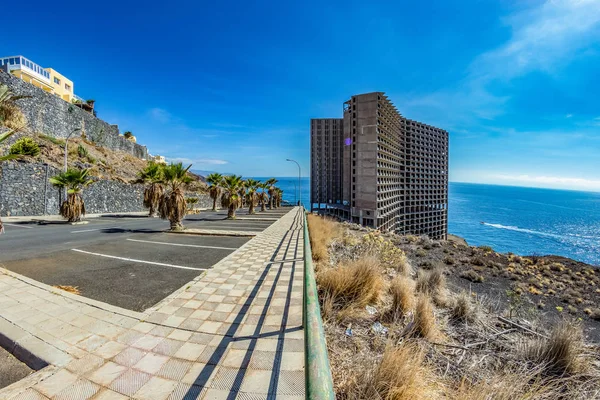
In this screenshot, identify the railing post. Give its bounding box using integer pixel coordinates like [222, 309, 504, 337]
[303, 209, 335, 399]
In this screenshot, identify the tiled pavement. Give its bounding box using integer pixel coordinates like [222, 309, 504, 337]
[0, 207, 305, 400]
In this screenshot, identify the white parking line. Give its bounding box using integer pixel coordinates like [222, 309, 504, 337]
[2, 223, 34, 229]
[71, 226, 119, 233]
[71, 249, 206, 271]
[126, 238, 237, 250]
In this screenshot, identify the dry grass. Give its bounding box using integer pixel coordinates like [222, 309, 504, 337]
[520, 322, 587, 376]
[0, 102, 27, 130]
[416, 267, 446, 296]
[451, 291, 476, 323]
[386, 277, 415, 322]
[53, 285, 81, 295]
[318, 256, 383, 318]
[412, 295, 438, 339]
[460, 269, 485, 283]
[347, 342, 436, 400]
[454, 368, 562, 400]
[307, 213, 339, 262]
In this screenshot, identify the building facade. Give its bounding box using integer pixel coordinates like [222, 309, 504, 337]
[0, 56, 78, 102]
[310, 118, 344, 211]
[310, 92, 448, 240]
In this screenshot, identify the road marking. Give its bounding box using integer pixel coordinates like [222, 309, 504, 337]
[71, 249, 206, 271]
[71, 226, 120, 233]
[2, 223, 34, 229]
[126, 238, 237, 250]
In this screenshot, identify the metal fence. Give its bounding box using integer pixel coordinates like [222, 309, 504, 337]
[303, 210, 335, 399]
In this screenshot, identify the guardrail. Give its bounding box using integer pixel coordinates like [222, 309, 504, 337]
[303, 210, 335, 399]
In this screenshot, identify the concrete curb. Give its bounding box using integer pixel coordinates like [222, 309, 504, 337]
[167, 229, 260, 237]
[0, 317, 71, 370]
[2, 208, 218, 223]
[0, 365, 59, 399]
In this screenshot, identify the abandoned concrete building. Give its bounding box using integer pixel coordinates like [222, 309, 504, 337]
[310, 92, 448, 240]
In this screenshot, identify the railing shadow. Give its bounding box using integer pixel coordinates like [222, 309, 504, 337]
[182, 208, 302, 399]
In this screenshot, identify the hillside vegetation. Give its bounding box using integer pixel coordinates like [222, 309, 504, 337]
[308, 214, 600, 399]
[0, 132, 206, 190]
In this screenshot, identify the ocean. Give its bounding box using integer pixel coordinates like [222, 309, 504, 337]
[261, 178, 600, 266]
[449, 183, 600, 266]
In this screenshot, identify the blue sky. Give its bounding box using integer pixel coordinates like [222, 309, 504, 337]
[2, 0, 600, 190]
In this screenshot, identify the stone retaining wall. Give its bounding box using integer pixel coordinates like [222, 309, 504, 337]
[0, 70, 147, 159]
[0, 161, 212, 217]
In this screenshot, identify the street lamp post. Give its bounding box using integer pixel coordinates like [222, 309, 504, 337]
[286, 159, 301, 208]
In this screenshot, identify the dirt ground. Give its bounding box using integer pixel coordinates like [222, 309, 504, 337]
[313, 218, 600, 399]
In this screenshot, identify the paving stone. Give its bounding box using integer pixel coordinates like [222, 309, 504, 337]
[133, 376, 177, 400]
[174, 342, 206, 361]
[53, 378, 99, 400]
[33, 369, 78, 398]
[0, 208, 305, 398]
[94, 341, 127, 359]
[108, 368, 151, 397]
[133, 353, 169, 374]
[113, 347, 147, 367]
[87, 362, 127, 386]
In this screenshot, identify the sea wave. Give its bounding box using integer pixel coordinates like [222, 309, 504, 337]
[482, 222, 599, 241]
[482, 223, 562, 239]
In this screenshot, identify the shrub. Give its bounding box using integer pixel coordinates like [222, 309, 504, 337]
[9, 137, 40, 156]
[386, 277, 414, 322]
[549, 262, 565, 272]
[352, 342, 432, 400]
[471, 256, 485, 266]
[38, 134, 65, 146]
[123, 131, 133, 139]
[460, 269, 484, 283]
[412, 295, 437, 339]
[415, 249, 426, 257]
[307, 214, 339, 262]
[416, 267, 446, 296]
[443, 256, 455, 265]
[318, 256, 383, 316]
[77, 144, 89, 158]
[520, 322, 586, 376]
[405, 235, 418, 243]
[451, 292, 475, 322]
[478, 245, 493, 253]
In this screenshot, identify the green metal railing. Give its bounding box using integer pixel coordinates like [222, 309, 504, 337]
[303, 210, 336, 399]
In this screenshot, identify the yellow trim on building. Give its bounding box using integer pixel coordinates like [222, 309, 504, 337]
[45, 68, 75, 102]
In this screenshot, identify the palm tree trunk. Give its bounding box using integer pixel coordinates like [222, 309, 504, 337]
[249, 194, 255, 214]
[0, 217, 4, 235]
[212, 196, 217, 211]
[170, 219, 184, 231]
[228, 203, 236, 219]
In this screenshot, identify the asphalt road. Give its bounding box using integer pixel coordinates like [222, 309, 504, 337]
[0, 208, 291, 311]
[0, 346, 32, 389]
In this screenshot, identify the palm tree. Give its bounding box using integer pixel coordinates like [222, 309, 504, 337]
[139, 162, 164, 217]
[206, 173, 223, 211]
[0, 85, 30, 130]
[159, 163, 192, 231]
[244, 179, 260, 214]
[265, 178, 277, 210]
[221, 175, 244, 219]
[237, 180, 246, 209]
[0, 129, 18, 234]
[49, 168, 94, 222]
[275, 188, 284, 207]
[258, 182, 269, 212]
